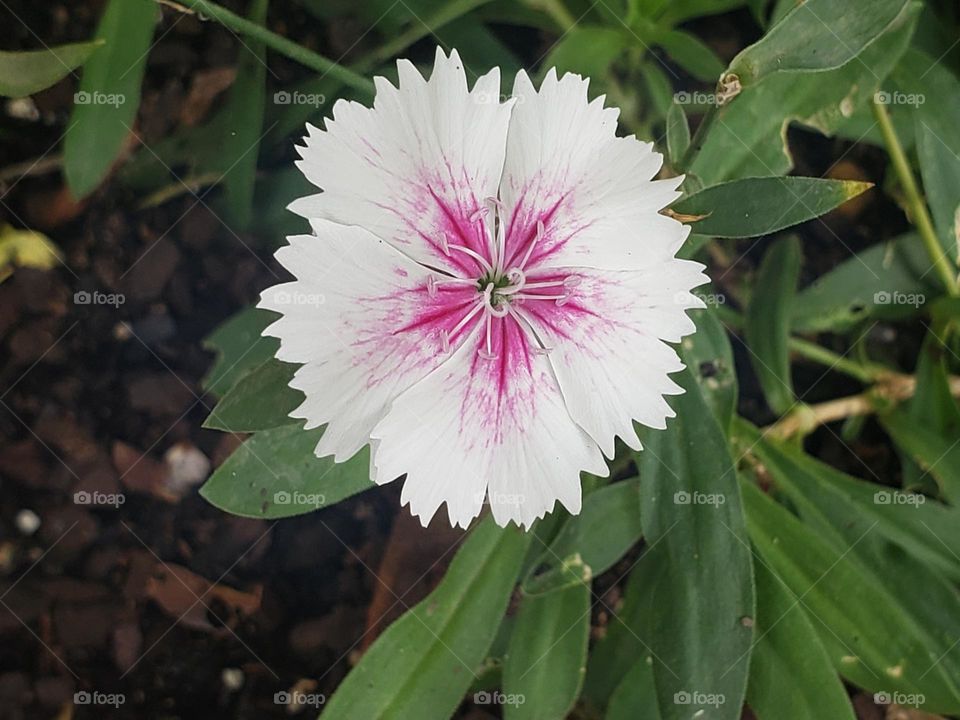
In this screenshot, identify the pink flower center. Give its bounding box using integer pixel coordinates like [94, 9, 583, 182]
[425, 202, 580, 361]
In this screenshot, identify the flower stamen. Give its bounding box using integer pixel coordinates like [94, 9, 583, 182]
[439, 297, 486, 353]
[438, 231, 494, 274]
[517, 219, 545, 271]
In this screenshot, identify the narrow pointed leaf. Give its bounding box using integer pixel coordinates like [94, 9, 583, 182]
[582, 548, 665, 712]
[0, 41, 103, 98]
[321, 519, 530, 719]
[745, 236, 800, 414]
[791, 233, 934, 332]
[746, 560, 856, 720]
[503, 583, 590, 720]
[666, 101, 691, 168]
[881, 408, 960, 503]
[735, 419, 960, 582]
[64, 0, 157, 198]
[217, 0, 268, 230]
[635, 365, 754, 720]
[742, 480, 960, 713]
[605, 660, 662, 720]
[672, 177, 872, 238]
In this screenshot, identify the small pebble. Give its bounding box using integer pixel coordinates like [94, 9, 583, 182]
[15, 509, 40, 536]
[221, 668, 244, 691]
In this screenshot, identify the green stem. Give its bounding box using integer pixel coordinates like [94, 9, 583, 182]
[714, 305, 884, 383]
[872, 98, 959, 295]
[678, 102, 717, 172]
[165, 0, 375, 97]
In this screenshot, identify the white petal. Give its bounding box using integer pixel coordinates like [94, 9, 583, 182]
[499, 69, 688, 271]
[370, 316, 607, 530]
[259, 220, 483, 461]
[291, 48, 513, 277]
[521, 259, 709, 458]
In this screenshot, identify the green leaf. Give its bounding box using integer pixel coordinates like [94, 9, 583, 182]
[881, 408, 960, 503]
[204, 359, 302, 432]
[659, 0, 750, 25]
[541, 27, 627, 79]
[896, 325, 960, 495]
[64, 0, 157, 198]
[503, 583, 590, 720]
[791, 233, 934, 333]
[745, 236, 801, 414]
[321, 519, 530, 720]
[581, 547, 665, 712]
[743, 435, 960, 711]
[605, 660, 662, 720]
[524, 479, 642, 594]
[0, 41, 103, 98]
[743, 428, 960, 714]
[741, 480, 960, 713]
[746, 560, 856, 720]
[735, 419, 960, 583]
[679, 306, 738, 431]
[654, 29, 725, 82]
[901, 50, 960, 263]
[728, 0, 910, 84]
[217, 0, 268, 230]
[691, 5, 918, 184]
[200, 424, 371, 518]
[666, 101, 691, 168]
[916, 120, 960, 264]
[639, 61, 674, 119]
[635, 365, 755, 720]
[202, 307, 279, 396]
[673, 177, 872, 238]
